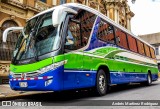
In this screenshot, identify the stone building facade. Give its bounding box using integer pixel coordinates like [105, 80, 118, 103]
[0, 0, 134, 83]
[0, 0, 52, 83]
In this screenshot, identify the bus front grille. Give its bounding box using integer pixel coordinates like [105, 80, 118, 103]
[12, 72, 41, 78]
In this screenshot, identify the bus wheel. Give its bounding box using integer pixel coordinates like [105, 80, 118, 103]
[96, 69, 108, 96]
[146, 73, 152, 86]
[142, 73, 152, 86]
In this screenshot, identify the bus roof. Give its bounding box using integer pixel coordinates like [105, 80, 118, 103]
[29, 3, 154, 49]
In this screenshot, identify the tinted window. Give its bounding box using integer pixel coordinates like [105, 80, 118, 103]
[97, 19, 115, 43]
[137, 40, 145, 55]
[64, 10, 97, 51]
[150, 47, 156, 58]
[128, 35, 138, 52]
[115, 28, 128, 49]
[144, 44, 151, 57]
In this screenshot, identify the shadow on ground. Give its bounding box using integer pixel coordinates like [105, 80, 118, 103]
[12, 82, 159, 105]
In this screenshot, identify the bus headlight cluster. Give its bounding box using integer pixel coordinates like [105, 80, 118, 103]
[39, 60, 67, 74]
[45, 79, 53, 87]
[10, 71, 14, 77]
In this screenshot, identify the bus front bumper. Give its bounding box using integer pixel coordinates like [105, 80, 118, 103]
[9, 67, 64, 91]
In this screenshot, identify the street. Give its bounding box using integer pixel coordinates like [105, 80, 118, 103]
[6, 80, 160, 108]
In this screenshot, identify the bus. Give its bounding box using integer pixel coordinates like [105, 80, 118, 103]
[3, 3, 158, 96]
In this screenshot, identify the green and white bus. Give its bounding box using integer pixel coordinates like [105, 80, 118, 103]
[3, 3, 158, 96]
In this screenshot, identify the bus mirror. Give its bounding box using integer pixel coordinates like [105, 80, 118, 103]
[3, 27, 23, 42]
[52, 6, 77, 27]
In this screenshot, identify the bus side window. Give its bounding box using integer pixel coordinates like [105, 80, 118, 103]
[115, 28, 128, 49]
[150, 47, 156, 59]
[137, 40, 145, 55]
[144, 44, 151, 57]
[64, 21, 80, 51]
[64, 9, 97, 52]
[97, 19, 115, 44]
[128, 35, 138, 52]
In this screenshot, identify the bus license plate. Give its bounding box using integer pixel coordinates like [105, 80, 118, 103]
[19, 82, 28, 88]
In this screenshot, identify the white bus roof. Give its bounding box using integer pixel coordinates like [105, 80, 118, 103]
[29, 3, 154, 49]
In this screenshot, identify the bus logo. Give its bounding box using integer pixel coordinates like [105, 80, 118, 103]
[21, 73, 26, 79]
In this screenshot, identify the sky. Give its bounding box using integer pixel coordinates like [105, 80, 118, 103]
[128, 0, 160, 35]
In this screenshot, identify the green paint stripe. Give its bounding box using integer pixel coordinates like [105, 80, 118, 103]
[10, 57, 53, 73]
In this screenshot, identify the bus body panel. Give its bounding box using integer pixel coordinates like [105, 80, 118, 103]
[8, 4, 158, 92]
[10, 66, 64, 91]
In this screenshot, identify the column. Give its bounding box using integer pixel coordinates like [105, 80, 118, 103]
[126, 15, 131, 31]
[86, 0, 89, 6]
[114, 8, 118, 23]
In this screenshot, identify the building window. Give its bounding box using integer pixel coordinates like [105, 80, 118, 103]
[97, 19, 115, 44]
[155, 47, 159, 55]
[40, 0, 46, 3]
[115, 28, 128, 49]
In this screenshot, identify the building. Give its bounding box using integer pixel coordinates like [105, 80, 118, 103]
[0, 0, 134, 84]
[0, 0, 52, 84]
[139, 32, 160, 71]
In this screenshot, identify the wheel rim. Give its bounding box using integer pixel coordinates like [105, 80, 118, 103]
[148, 74, 151, 84]
[99, 74, 106, 92]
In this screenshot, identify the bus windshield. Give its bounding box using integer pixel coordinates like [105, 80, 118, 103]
[13, 11, 60, 62]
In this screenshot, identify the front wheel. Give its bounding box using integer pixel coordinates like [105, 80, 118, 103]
[96, 69, 108, 96]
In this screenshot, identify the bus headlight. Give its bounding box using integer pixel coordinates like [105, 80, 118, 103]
[38, 60, 67, 74]
[45, 79, 53, 86]
[10, 71, 14, 77]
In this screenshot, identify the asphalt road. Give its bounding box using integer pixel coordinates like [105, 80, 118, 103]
[3, 80, 160, 109]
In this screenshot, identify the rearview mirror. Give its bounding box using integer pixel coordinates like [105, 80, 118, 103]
[52, 6, 77, 27]
[3, 27, 23, 42]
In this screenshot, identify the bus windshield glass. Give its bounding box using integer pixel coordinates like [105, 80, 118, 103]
[13, 11, 60, 61]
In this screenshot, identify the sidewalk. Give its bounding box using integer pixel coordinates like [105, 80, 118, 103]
[0, 78, 160, 100]
[0, 84, 51, 101]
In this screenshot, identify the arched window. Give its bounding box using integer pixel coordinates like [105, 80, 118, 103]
[0, 20, 19, 61]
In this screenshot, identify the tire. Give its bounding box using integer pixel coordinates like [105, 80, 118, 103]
[141, 73, 152, 86]
[95, 69, 108, 96]
[146, 73, 152, 86]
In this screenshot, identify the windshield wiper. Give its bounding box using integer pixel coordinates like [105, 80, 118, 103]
[13, 32, 28, 64]
[26, 29, 39, 61]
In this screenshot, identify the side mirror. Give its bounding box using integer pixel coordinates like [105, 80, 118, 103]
[3, 27, 23, 42]
[52, 6, 77, 27]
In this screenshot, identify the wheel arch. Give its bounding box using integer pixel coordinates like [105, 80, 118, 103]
[148, 70, 152, 80]
[96, 64, 111, 84]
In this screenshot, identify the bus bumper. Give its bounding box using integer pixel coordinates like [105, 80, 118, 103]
[9, 66, 64, 91]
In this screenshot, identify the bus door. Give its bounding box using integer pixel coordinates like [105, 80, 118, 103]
[63, 18, 84, 90]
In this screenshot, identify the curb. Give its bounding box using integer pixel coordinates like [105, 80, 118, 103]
[0, 91, 52, 101]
